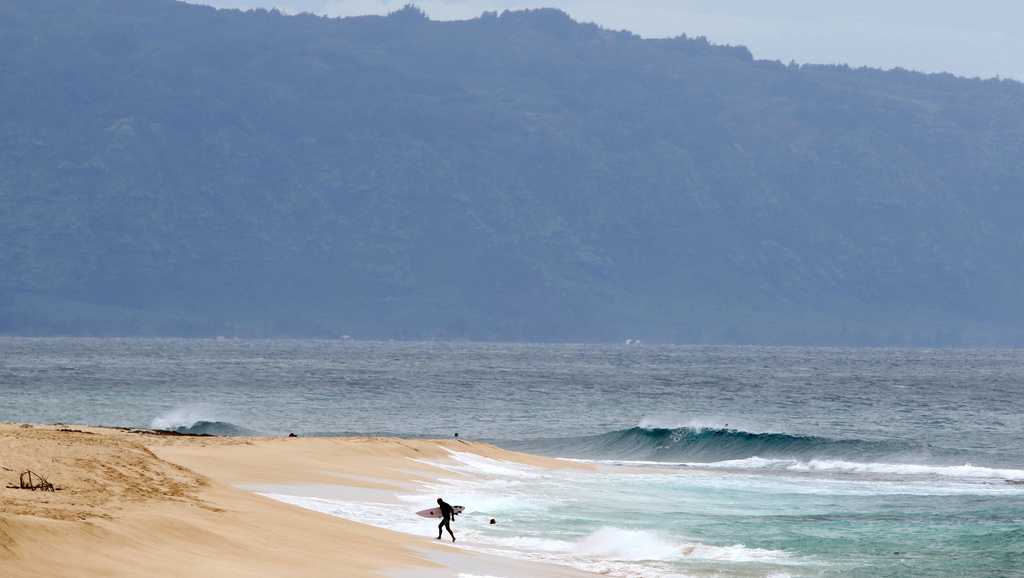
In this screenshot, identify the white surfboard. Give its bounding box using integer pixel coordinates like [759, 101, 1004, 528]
[416, 505, 465, 518]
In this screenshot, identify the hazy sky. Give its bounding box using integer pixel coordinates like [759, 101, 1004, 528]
[194, 1, 1023, 80]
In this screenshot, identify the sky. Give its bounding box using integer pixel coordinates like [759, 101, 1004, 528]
[194, 0, 1023, 80]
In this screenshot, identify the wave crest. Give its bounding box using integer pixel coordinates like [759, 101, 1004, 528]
[170, 420, 252, 436]
[509, 426, 905, 463]
[150, 405, 252, 436]
[506, 426, 1024, 481]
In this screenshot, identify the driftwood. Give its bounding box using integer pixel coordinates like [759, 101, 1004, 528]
[6, 470, 57, 492]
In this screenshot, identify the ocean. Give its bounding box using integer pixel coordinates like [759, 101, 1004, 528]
[2, 337, 1022, 577]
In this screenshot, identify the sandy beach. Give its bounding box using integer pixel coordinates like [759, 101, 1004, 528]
[0, 423, 591, 578]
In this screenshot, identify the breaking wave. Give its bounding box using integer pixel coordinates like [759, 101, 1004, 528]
[168, 420, 252, 436]
[505, 425, 1024, 481]
[507, 426, 915, 463]
[150, 405, 253, 436]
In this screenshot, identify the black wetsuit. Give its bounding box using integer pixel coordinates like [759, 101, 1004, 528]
[437, 500, 456, 541]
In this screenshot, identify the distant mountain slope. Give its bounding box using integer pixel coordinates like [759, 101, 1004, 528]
[2, 0, 1023, 344]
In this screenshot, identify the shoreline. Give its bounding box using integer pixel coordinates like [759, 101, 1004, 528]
[6, 421, 1023, 577]
[0, 423, 593, 578]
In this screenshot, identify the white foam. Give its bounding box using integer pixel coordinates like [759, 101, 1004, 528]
[259, 494, 428, 535]
[259, 447, 810, 578]
[793, 459, 1024, 480]
[413, 450, 542, 479]
[260, 494, 793, 578]
[481, 527, 793, 577]
[570, 528, 789, 564]
[484, 534, 578, 553]
[573, 455, 1024, 482]
[696, 457, 1024, 480]
[677, 541, 792, 563]
[572, 527, 692, 561]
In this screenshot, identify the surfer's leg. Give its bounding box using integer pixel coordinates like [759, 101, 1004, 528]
[437, 520, 444, 539]
[443, 519, 455, 541]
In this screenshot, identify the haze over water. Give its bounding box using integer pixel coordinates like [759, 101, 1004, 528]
[2, 337, 1022, 576]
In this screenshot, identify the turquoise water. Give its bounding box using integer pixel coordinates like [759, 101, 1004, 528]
[265, 448, 1024, 577]
[2, 338, 1023, 576]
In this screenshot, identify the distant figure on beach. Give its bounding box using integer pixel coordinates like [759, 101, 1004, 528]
[436, 497, 457, 542]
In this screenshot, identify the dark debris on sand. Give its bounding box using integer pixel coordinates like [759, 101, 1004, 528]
[108, 427, 214, 438]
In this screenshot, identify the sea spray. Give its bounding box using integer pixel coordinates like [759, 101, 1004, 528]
[150, 404, 219, 430]
[150, 404, 252, 436]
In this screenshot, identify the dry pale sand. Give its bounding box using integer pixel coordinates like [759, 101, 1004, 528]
[0, 423, 591, 578]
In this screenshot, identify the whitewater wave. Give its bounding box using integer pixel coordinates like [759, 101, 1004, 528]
[416, 450, 543, 479]
[570, 527, 789, 563]
[689, 457, 1024, 481]
[261, 493, 792, 576]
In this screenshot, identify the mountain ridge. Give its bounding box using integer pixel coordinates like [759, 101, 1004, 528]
[2, 0, 1023, 344]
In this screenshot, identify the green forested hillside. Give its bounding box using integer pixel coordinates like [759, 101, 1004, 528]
[2, 0, 1024, 344]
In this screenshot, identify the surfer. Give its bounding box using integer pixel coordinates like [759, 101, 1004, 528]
[436, 497, 456, 542]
